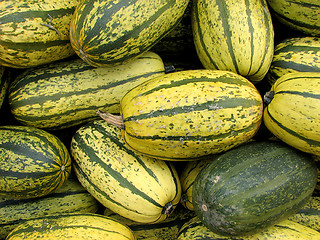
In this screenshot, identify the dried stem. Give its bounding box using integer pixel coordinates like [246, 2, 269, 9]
[96, 110, 125, 129]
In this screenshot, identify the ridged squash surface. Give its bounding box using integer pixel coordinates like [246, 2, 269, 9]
[192, 140, 318, 236]
[0, 125, 71, 199]
[70, 120, 181, 223]
[263, 72, 320, 156]
[0, 0, 79, 68]
[267, 36, 320, 86]
[5, 213, 136, 240]
[118, 69, 263, 160]
[8, 51, 165, 130]
[191, 0, 274, 83]
[177, 217, 320, 239]
[69, 0, 189, 67]
[0, 178, 99, 239]
[267, 0, 320, 36]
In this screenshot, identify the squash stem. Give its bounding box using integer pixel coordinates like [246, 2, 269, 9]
[96, 110, 125, 129]
[162, 201, 174, 216]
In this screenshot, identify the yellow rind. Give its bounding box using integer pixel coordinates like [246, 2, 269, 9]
[177, 217, 320, 239]
[191, 0, 274, 83]
[8, 51, 165, 130]
[0, 178, 100, 239]
[263, 72, 320, 156]
[0, 0, 79, 68]
[120, 69, 263, 160]
[70, 120, 181, 223]
[5, 213, 136, 240]
[70, 0, 189, 67]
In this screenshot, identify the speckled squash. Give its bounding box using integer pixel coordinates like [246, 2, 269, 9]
[98, 69, 263, 160]
[5, 213, 136, 240]
[70, 120, 181, 224]
[191, 0, 274, 83]
[267, 36, 320, 86]
[263, 72, 320, 156]
[177, 217, 320, 239]
[69, 0, 189, 67]
[0, 125, 71, 199]
[0, 0, 79, 68]
[192, 140, 318, 236]
[267, 0, 320, 36]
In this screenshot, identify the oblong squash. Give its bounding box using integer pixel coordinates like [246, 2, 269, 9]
[267, 36, 320, 86]
[192, 140, 318, 236]
[5, 213, 136, 240]
[177, 217, 320, 240]
[263, 72, 320, 156]
[0, 177, 99, 239]
[267, 0, 320, 36]
[8, 51, 165, 130]
[0, 0, 79, 68]
[99, 69, 263, 160]
[191, 0, 274, 83]
[69, 0, 189, 67]
[0, 125, 71, 199]
[70, 120, 181, 223]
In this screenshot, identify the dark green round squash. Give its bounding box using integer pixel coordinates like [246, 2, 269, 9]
[192, 140, 318, 236]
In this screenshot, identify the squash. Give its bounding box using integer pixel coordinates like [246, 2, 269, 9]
[0, 125, 71, 199]
[192, 140, 318, 236]
[263, 72, 320, 156]
[0, 0, 79, 68]
[69, 0, 189, 67]
[70, 120, 181, 223]
[191, 0, 274, 83]
[98, 69, 263, 160]
[5, 213, 136, 240]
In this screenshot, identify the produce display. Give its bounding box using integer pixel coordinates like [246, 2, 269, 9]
[0, 0, 320, 239]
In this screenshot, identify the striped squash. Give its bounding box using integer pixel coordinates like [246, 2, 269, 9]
[98, 69, 263, 160]
[192, 140, 318, 236]
[288, 196, 320, 232]
[0, 0, 79, 68]
[8, 51, 165, 130]
[70, 120, 181, 223]
[180, 158, 215, 211]
[191, 0, 274, 83]
[104, 205, 196, 240]
[69, 0, 189, 67]
[0, 125, 71, 199]
[263, 72, 320, 156]
[5, 213, 136, 240]
[267, 36, 320, 86]
[267, 0, 320, 36]
[0, 177, 99, 239]
[177, 217, 320, 240]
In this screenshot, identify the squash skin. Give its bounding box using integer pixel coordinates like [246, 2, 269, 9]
[263, 72, 320, 156]
[70, 120, 181, 224]
[119, 69, 263, 160]
[0, 125, 71, 199]
[192, 140, 318, 236]
[0, 0, 79, 68]
[5, 213, 137, 240]
[0, 178, 99, 239]
[267, 0, 320, 36]
[69, 0, 189, 67]
[177, 217, 320, 239]
[8, 51, 165, 130]
[191, 0, 274, 83]
[266, 36, 320, 86]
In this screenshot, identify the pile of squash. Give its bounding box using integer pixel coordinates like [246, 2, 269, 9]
[0, 0, 320, 239]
